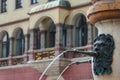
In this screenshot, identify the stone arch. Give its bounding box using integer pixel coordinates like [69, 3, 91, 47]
[34, 16, 56, 48]
[12, 27, 24, 38]
[30, 14, 56, 30]
[40, 17, 55, 29]
[40, 17, 56, 48]
[70, 12, 87, 25]
[0, 30, 9, 41]
[69, 12, 88, 47]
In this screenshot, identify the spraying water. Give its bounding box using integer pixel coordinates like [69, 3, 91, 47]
[39, 50, 76, 80]
[39, 49, 95, 80]
[57, 60, 91, 80]
[57, 63, 71, 80]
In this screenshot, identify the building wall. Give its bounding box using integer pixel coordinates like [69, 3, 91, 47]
[63, 63, 93, 80]
[0, 66, 46, 80]
[0, 0, 97, 80]
[0, 0, 91, 24]
[0, 0, 47, 24]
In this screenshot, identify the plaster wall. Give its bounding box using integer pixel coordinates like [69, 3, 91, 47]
[0, 21, 29, 37]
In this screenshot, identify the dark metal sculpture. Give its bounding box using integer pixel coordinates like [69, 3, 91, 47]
[65, 34, 115, 75]
[92, 34, 115, 75]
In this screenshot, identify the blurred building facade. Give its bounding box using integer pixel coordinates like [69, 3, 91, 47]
[0, 0, 97, 80]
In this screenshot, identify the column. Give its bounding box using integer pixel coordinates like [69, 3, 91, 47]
[23, 34, 29, 62]
[8, 37, 14, 65]
[29, 29, 34, 51]
[24, 34, 29, 53]
[40, 30, 45, 49]
[55, 23, 63, 56]
[28, 29, 34, 61]
[66, 25, 73, 49]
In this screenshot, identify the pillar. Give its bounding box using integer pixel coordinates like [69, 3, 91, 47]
[23, 34, 29, 62]
[8, 37, 14, 65]
[29, 29, 34, 51]
[55, 23, 63, 56]
[66, 25, 73, 48]
[40, 30, 45, 49]
[24, 34, 29, 53]
[28, 29, 35, 61]
[87, 0, 120, 80]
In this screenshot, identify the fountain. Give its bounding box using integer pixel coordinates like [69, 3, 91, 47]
[39, 34, 115, 80]
[87, 0, 120, 80]
[57, 60, 91, 80]
[39, 50, 96, 80]
[39, 0, 120, 80]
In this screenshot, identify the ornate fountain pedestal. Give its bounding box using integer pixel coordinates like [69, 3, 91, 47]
[87, 0, 120, 80]
[94, 19, 120, 80]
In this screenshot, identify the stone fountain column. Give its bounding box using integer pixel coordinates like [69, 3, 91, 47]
[87, 0, 120, 80]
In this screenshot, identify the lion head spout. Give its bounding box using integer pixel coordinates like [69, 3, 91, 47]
[93, 34, 115, 75]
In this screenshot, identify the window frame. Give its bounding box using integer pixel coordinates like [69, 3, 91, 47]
[2, 33, 9, 58]
[16, 30, 25, 56]
[33, 28, 41, 49]
[49, 23, 56, 48]
[45, 22, 56, 48]
[15, 0, 23, 9]
[31, 0, 39, 4]
[75, 15, 88, 47]
[1, 0, 7, 13]
[62, 26, 67, 47]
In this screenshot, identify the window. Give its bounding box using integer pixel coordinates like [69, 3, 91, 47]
[31, 0, 39, 4]
[2, 33, 9, 57]
[16, 30, 24, 55]
[75, 15, 88, 47]
[49, 23, 56, 48]
[1, 0, 7, 13]
[34, 28, 40, 49]
[45, 22, 56, 48]
[63, 26, 67, 47]
[16, 0, 22, 9]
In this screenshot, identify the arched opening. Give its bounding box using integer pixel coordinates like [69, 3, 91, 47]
[45, 21, 56, 48]
[1, 32, 9, 57]
[14, 29, 25, 56]
[35, 16, 56, 49]
[74, 14, 88, 47]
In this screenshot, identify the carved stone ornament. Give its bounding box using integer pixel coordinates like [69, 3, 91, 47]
[93, 34, 115, 75]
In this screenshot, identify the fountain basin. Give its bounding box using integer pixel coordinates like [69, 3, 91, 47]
[87, 0, 120, 24]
